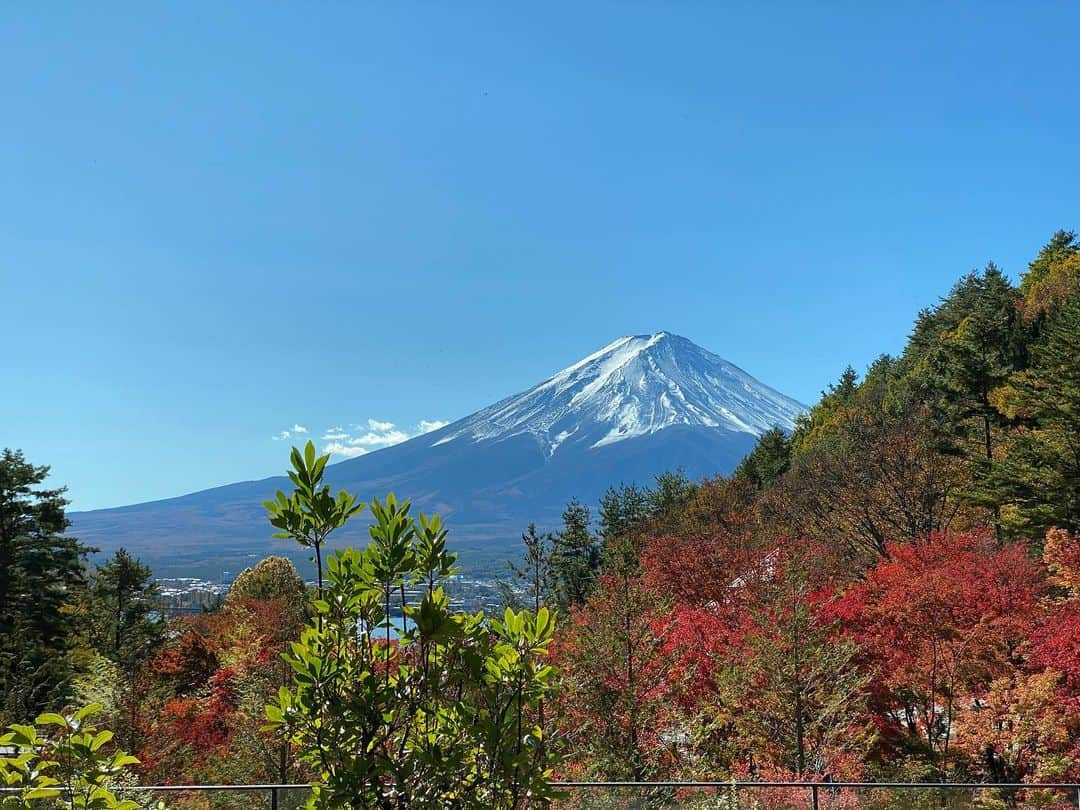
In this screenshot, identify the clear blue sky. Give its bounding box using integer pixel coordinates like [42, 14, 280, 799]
[3, 2, 1078, 510]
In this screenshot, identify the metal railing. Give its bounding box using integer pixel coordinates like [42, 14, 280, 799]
[6, 781, 1080, 808]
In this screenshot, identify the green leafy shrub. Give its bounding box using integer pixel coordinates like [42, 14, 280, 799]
[264, 443, 561, 809]
[0, 704, 139, 809]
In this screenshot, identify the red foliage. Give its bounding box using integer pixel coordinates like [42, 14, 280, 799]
[828, 531, 1046, 765]
[1029, 599, 1080, 691]
[137, 597, 304, 785]
[640, 529, 764, 607]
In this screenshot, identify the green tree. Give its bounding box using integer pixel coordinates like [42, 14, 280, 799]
[789, 366, 859, 456]
[1019, 229, 1080, 323]
[989, 291, 1080, 536]
[500, 524, 556, 612]
[598, 482, 649, 549]
[920, 266, 1027, 463]
[264, 441, 364, 599]
[265, 492, 561, 809]
[0, 703, 140, 809]
[734, 428, 792, 491]
[229, 555, 308, 603]
[557, 573, 672, 782]
[645, 470, 697, 518]
[550, 499, 599, 610]
[85, 549, 163, 677]
[0, 449, 88, 724]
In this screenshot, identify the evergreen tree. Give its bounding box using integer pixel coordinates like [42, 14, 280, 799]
[734, 428, 793, 491]
[923, 265, 1027, 464]
[86, 548, 164, 676]
[550, 499, 599, 610]
[645, 470, 697, 517]
[989, 290, 1080, 536]
[598, 483, 650, 572]
[0, 449, 88, 723]
[500, 523, 556, 612]
[790, 366, 860, 455]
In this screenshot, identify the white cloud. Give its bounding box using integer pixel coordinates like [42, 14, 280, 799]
[323, 441, 369, 459]
[349, 429, 410, 448]
[291, 424, 308, 435]
[419, 419, 450, 433]
[272, 430, 291, 441]
[316, 417, 450, 458]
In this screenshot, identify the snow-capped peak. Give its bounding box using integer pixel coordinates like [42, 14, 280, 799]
[432, 332, 805, 456]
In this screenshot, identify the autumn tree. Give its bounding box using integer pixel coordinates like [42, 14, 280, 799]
[1019, 229, 1080, 323]
[556, 574, 673, 781]
[765, 388, 967, 562]
[228, 554, 309, 627]
[831, 532, 1044, 774]
[952, 670, 1074, 783]
[718, 553, 873, 778]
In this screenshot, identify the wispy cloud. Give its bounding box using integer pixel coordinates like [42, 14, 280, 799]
[322, 441, 368, 459]
[274, 417, 449, 456]
[288, 417, 453, 458]
[272, 423, 310, 441]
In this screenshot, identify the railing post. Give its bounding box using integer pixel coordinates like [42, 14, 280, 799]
[811, 784, 819, 810]
[271, 786, 279, 810]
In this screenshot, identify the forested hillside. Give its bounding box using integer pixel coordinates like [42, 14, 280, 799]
[543, 230, 1080, 785]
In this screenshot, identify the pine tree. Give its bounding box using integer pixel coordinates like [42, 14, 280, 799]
[86, 548, 164, 676]
[734, 428, 792, 491]
[500, 523, 556, 612]
[550, 498, 599, 610]
[0, 449, 88, 723]
[597, 483, 650, 572]
[923, 265, 1027, 464]
[989, 290, 1080, 536]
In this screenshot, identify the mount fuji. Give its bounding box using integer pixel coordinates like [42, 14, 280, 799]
[71, 332, 805, 577]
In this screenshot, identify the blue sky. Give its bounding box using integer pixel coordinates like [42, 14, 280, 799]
[3, 2, 1079, 510]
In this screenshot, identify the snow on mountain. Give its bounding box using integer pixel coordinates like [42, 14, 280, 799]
[433, 331, 805, 456]
[70, 331, 807, 578]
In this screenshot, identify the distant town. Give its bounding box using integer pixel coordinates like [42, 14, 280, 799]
[156, 573, 507, 616]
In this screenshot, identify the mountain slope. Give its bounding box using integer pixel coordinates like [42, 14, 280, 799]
[70, 332, 804, 577]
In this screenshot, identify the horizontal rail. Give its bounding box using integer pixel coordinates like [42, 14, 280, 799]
[553, 781, 1080, 789]
[5, 781, 1078, 791]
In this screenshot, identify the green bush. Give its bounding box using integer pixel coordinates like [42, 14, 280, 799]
[263, 443, 561, 809]
[0, 704, 139, 809]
